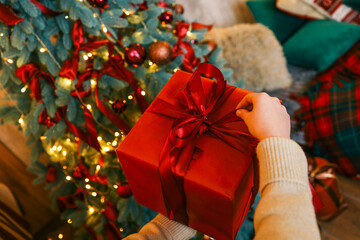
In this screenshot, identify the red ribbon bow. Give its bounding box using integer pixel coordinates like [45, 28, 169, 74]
[15, 63, 55, 102]
[173, 22, 212, 72]
[148, 63, 258, 224]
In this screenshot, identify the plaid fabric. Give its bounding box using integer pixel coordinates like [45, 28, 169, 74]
[295, 42, 360, 178]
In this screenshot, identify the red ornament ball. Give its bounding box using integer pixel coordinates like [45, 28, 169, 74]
[174, 4, 184, 14]
[149, 41, 173, 66]
[87, 0, 108, 8]
[45, 166, 57, 183]
[117, 183, 132, 198]
[125, 44, 146, 67]
[158, 11, 173, 24]
[112, 99, 127, 114]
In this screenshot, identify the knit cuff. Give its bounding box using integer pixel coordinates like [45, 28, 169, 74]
[256, 137, 310, 195]
[152, 214, 197, 240]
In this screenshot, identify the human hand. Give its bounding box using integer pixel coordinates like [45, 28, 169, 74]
[236, 93, 290, 141]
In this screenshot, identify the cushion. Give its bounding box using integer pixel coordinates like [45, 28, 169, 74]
[205, 23, 292, 91]
[283, 20, 360, 71]
[246, 0, 306, 43]
[343, 0, 360, 11]
[276, 0, 327, 20]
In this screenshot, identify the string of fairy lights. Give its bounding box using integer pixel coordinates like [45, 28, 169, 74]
[0, 1, 194, 238]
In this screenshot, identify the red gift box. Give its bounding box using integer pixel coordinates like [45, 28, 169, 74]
[116, 63, 258, 240]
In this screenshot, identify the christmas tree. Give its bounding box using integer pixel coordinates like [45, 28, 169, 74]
[0, 0, 232, 238]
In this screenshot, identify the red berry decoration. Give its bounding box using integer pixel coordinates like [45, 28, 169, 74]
[149, 41, 173, 66]
[45, 165, 57, 183]
[117, 183, 132, 198]
[125, 44, 146, 67]
[87, 0, 108, 8]
[73, 167, 84, 179]
[38, 110, 55, 128]
[174, 4, 184, 14]
[112, 99, 127, 114]
[158, 11, 173, 24]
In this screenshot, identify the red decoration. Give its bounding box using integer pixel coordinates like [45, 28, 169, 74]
[112, 99, 127, 114]
[117, 183, 132, 198]
[174, 4, 184, 14]
[87, 0, 108, 8]
[149, 41, 173, 66]
[124, 44, 146, 67]
[104, 201, 118, 222]
[57, 189, 84, 212]
[0, 3, 24, 25]
[158, 11, 173, 24]
[45, 165, 57, 183]
[116, 64, 259, 239]
[38, 110, 56, 128]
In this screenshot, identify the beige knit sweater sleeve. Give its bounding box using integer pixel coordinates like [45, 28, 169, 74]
[124, 137, 321, 240]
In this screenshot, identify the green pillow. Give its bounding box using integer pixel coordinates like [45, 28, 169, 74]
[343, 0, 360, 11]
[283, 20, 360, 71]
[246, 0, 306, 43]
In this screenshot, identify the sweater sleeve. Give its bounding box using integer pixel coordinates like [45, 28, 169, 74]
[123, 214, 196, 240]
[254, 137, 320, 240]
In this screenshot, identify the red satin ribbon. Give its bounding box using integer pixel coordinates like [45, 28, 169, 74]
[61, 20, 147, 133]
[29, 0, 62, 16]
[148, 63, 258, 224]
[75, 69, 132, 134]
[173, 22, 213, 72]
[55, 107, 101, 152]
[0, 3, 24, 25]
[15, 63, 55, 101]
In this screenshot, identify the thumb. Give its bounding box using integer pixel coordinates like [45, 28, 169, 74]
[236, 109, 249, 120]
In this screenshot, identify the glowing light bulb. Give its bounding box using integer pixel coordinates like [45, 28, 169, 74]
[91, 192, 97, 197]
[141, 90, 146, 96]
[96, 165, 101, 171]
[148, 61, 153, 66]
[115, 132, 120, 137]
[103, 146, 110, 152]
[174, 68, 179, 72]
[21, 86, 27, 93]
[62, 150, 67, 156]
[86, 104, 92, 110]
[66, 176, 72, 181]
[52, 145, 57, 151]
[0, 33, 4, 37]
[66, 79, 72, 86]
[113, 185, 118, 189]
[66, 138, 71, 142]
[91, 79, 96, 87]
[97, 136, 102, 141]
[67, 219, 72, 224]
[85, 184, 91, 189]
[88, 53, 93, 57]
[65, 15, 69, 19]
[112, 140, 117, 146]
[57, 145, 62, 151]
[128, 95, 133, 100]
[58, 233, 64, 239]
[85, 178, 89, 182]
[40, 48, 46, 53]
[186, 31, 191, 36]
[120, 228, 124, 232]
[7, 59, 13, 64]
[83, 55, 89, 61]
[124, 10, 130, 16]
[106, 142, 111, 146]
[18, 118, 23, 124]
[102, 27, 108, 33]
[88, 206, 95, 214]
[93, 13, 97, 18]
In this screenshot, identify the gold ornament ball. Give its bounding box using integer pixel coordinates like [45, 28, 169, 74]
[149, 41, 173, 66]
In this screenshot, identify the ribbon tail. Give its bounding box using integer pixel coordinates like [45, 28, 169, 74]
[0, 3, 24, 25]
[29, 0, 62, 16]
[159, 138, 190, 225]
